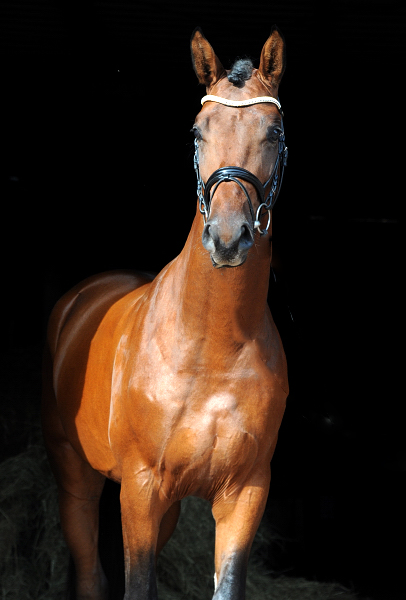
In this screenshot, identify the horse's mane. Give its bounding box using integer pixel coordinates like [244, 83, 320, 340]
[227, 58, 254, 87]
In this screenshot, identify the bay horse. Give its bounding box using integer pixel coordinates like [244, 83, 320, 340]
[41, 26, 289, 600]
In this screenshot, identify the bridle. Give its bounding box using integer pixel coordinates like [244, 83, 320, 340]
[193, 95, 288, 235]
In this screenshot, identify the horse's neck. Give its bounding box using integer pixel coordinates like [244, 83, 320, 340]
[156, 215, 271, 356]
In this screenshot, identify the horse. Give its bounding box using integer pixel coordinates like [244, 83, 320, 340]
[41, 26, 289, 600]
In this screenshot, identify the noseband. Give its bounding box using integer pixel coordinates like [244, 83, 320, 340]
[194, 95, 288, 235]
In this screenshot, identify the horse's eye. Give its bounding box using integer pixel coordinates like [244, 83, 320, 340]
[191, 126, 202, 141]
[267, 127, 281, 144]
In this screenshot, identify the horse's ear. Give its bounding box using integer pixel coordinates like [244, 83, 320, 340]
[190, 27, 226, 89]
[258, 26, 286, 89]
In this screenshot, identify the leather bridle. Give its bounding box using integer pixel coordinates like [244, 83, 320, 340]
[193, 95, 288, 235]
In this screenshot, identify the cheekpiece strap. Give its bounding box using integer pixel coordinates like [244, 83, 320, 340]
[201, 95, 282, 111]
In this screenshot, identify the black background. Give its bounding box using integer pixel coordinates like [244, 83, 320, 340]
[1, 2, 404, 598]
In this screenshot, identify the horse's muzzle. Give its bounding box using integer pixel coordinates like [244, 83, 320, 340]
[202, 218, 254, 267]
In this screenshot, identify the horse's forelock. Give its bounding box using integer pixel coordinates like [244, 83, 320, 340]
[227, 58, 254, 87]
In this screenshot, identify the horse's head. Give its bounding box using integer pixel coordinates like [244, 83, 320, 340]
[191, 27, 287, 268]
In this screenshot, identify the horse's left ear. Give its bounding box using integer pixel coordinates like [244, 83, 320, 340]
[190, 27, 226, 89]
[258, 26, 286, 89]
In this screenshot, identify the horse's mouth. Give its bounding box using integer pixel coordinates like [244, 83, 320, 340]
[210, 254, 248, 268]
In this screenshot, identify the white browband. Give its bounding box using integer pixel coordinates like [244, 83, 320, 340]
[201, 95, 282, 110]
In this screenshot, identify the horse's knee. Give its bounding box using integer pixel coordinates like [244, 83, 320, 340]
[120, 476, 167, 599]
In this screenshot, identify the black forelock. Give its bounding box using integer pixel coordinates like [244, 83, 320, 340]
[227, 58, 254, 87]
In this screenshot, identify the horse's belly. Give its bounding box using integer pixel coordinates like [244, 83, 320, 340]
[50, 274, 152, 476]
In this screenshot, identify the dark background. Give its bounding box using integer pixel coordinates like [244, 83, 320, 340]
[1, 1, 404, 599]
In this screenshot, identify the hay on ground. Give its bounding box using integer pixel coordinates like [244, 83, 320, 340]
[0, 442, 69, 600]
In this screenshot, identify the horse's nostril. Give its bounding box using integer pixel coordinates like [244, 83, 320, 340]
[202, 220, 253, 260]
[202, 222, 217, 253]
[238, 223, 254, 251]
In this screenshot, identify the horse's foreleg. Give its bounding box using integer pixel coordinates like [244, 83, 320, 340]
[211, 467, 271, 600]
[120, 471, 167, 600]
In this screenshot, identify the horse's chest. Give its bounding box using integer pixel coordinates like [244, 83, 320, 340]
[109, 334, 284, 497]
[156, 391, 262, 499]
[112, 360, 274, 498]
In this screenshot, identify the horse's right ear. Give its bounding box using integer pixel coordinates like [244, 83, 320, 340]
[190, 28, 226, 89]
